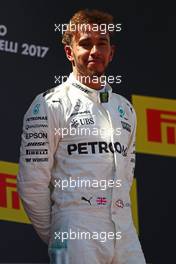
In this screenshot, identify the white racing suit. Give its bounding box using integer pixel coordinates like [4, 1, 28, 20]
[17, 73, 146, 264]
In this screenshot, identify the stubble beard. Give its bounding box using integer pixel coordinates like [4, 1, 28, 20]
[75, 61, 106, 79]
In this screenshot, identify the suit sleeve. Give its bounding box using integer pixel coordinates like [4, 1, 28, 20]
[126, 106, 137, 188]
[17, 93, 60, 244]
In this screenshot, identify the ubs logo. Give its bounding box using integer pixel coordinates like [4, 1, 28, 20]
[70, 117, 95, 128]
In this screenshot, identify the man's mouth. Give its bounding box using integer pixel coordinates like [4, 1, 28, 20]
[88, 59, 103, 64]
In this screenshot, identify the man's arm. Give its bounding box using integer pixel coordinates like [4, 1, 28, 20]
[126, 105, 137, 188]
[17, 93, 59, 244]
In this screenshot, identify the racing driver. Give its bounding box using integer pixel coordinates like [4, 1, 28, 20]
[17, 9, 146, 264]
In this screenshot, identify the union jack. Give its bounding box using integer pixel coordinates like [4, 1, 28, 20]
[96, 197, 107, 205]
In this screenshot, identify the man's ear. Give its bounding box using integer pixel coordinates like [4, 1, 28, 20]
[64, 45, 74, 62]
[109, 44, 116, 62]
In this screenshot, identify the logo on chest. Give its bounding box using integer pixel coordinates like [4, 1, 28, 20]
[70, 116, 95, 128]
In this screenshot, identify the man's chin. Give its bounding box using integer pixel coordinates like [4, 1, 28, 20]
[87, 69, 105, 77]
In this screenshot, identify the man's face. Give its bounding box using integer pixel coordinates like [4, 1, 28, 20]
[65, 24, 115, 77]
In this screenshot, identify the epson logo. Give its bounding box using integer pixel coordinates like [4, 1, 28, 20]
[67, 141, 127, 156]
[25, 132, 47, 139]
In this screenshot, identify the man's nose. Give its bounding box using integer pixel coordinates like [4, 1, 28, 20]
[90, 45, 100, 55]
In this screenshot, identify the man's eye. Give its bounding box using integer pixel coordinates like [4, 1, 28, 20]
[81, 43, 91, 48]
[99, 42, 107, 46]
